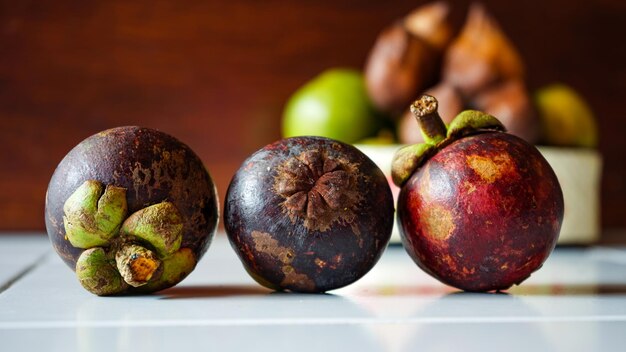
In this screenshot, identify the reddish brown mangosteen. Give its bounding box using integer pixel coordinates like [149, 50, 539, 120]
[45, 126, 219, 295]
[224, 136, 394, 293]
[392, 95, 563, 292]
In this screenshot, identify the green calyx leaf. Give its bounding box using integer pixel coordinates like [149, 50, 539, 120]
[391, 143, 435, 187]
[135, 248, 197, 293]
[447, 110, 506, 139]
[63, 180, 127, 249]
[76, 247, 128, 296]
[120, 202, 183, 258]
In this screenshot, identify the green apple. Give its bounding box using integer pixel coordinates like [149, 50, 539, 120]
[535, 84, 598, 148]
[282, 69, 382, 144]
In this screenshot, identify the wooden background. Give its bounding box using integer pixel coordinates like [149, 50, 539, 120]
[1, 0, 625, 233]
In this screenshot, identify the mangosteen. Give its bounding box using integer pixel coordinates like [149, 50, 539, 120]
[45, 126, 219, 295]
[224, 136, 394, 293]
[392, 95, 563, 292]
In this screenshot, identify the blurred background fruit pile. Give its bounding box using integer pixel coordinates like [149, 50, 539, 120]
[282, 2, 598, 150]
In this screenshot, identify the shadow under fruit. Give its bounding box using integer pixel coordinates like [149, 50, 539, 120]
[45, 126, 219, 295]
[224, 136, 394, 293]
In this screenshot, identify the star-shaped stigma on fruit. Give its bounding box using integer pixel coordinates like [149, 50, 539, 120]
[274, 149, 362, 233]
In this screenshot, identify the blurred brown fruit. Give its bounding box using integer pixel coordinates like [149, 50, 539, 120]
[404, 1, 453, 51]
[442, 4, 524, 98]
[365, 2, 452, 117]
[474, 80, 540, 144]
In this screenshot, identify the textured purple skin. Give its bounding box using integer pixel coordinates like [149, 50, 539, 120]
[45, 126, 219, 292]
[224, 136, 394, 293]
[398, 132, 564, 292]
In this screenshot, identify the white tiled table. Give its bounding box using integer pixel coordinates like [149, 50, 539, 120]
[1, 233, 626, 351]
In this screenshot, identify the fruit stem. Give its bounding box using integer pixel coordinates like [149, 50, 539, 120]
[115, 244, 161, 287]
[410, 95, 447, 145]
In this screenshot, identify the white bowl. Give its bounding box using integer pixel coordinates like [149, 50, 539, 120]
[355, 144, 602, 245]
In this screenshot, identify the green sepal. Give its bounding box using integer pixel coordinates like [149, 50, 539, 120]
[76, 247, 128, 296]
[135, 248, 197, 293]
[447, 110, 506, 139]
[120, 202, 183, 258]
[391, 143, 435, 187]
[63, 180, 127, 249]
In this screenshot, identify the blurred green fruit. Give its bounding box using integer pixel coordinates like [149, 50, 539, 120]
[282, 69, 381, 144]
[535, 84, 597, 148]
[355, 132, 396, 145]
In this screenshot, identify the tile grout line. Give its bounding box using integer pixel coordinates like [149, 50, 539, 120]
[0, 251, 51, 295]
[2, 315, 626, 329]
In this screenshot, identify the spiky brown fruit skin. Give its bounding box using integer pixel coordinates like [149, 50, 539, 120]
[224, 136, 394, 293]
[45, 126, 219, 292]
[397, 132, 563, 292]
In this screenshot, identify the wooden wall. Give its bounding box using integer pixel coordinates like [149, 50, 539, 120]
[1, 0, 625, 232]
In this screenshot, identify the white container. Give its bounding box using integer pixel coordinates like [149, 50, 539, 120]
[355, 144, 602, 245]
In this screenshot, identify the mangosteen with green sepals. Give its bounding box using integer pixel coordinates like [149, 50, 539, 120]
[393, 95, 563, 292]
[45, 126, 219, 295]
